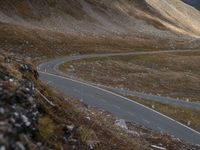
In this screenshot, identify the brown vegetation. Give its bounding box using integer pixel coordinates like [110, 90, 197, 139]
[1, 0, 200, 58]
[60, 51, 200, 102]
[130, 96, 200, 132]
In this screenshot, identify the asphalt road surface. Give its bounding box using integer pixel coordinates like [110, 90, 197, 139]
[109, 87, 200, 110]
[38, 50, 200, 145]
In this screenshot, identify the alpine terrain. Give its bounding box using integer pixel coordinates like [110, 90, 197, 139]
[0, 0, 200, 149]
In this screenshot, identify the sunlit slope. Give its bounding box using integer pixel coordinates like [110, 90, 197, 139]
[146, 0, 200, 37]
[0, 0, 200, 37]
[1, 0, 200, 54]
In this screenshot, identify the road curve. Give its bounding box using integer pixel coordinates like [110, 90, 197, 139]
[39, 49, 200, 111]
[38, 50, 200, 145]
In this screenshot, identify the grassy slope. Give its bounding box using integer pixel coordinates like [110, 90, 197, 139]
[60, 51, 200, 102]
[129, 96, 200, 132]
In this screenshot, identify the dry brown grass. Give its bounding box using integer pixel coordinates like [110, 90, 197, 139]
[1, 20, 198, 59]
[129, 96, 200, 132]
[60, 51, 200, 102]
[37, 116, 56, 140]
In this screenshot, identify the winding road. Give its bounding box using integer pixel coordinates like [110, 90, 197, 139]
[109, 87, 200, 110]
[38, 50, 200, 145]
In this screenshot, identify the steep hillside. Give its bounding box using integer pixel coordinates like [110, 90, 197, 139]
[0, 0, 200, 56]
[146, 0, 200, 37]
[1, 0, 200, 37]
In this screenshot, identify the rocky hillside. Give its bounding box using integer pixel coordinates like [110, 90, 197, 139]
[1, 0, 200, 56]
[146, 0, 200, 37]
[1, 0, 200, 37]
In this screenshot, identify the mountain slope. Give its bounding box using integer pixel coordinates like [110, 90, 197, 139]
[146, 0, 200, 37]
[0, 0, 200, 56]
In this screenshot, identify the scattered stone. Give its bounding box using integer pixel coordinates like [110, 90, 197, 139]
[127, 130, 140, 137]
[115, 119, 128, 130]
[19, 64, 30, 72]
[0, 60, 50, 149]
[66, 124, 75, 131]
[86, 116, 91, 121]
[0, 146, 6, 150]
[187, 121, 191, 126]
[21, 115, 31, 127]
[4, 57, 11, 63]
[0, 108, 5, 114]
[151, 145, 166, 150]
[9, 78, 14, 83]
[16, 142, 25, 150]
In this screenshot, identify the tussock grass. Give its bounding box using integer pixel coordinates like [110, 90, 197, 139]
[37, 116, 56, 139]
